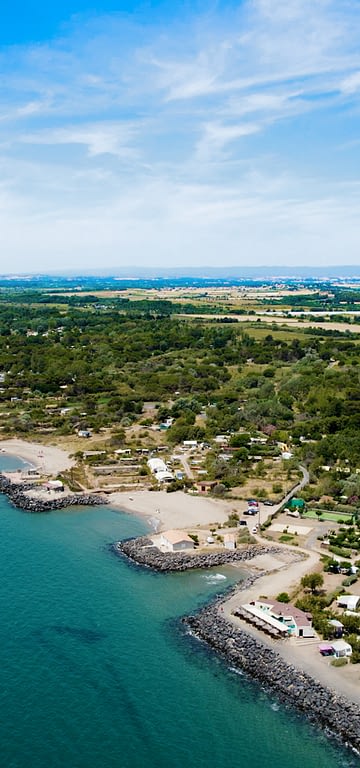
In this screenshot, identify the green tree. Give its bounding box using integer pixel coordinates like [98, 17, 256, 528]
[301, 572, 324, 594]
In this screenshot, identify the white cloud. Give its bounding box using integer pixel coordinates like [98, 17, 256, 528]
[340, 70, 360, 93]
[18, 121, 139, 158]
[1, 0, 360, 268]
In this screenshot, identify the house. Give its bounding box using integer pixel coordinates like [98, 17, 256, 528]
[183, 440, 198, 449]
[160, 530, 195, 552]
[158, 418, 173, 430]
[195, 481, 217, 494]
[45, 480, 64, 492]
[336, 595, 360, 612]
[214, 435, 229, 444]
[249, 599, 314, 637]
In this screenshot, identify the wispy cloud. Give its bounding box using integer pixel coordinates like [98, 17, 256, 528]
[1, 0, 360, 269]
[18, 121, 140, 158]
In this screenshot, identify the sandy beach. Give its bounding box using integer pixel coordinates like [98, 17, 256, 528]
[108, 489, 233, 531]
[0, 439, 75, 475]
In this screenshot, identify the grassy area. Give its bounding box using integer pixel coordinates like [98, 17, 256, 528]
[243, 324, 317, 342]
[303, 509, 353, 523]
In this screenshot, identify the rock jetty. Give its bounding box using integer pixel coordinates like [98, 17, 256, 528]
[115, 536, 281, 571]
[0, 473, 107, 512]
[185, 601, 360, 755]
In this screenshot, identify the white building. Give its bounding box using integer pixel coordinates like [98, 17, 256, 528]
[160, 530, 195, 552]
[249, 599, 315, 638]
[147, 458, 174, 483]
[336, 595, 360, 612]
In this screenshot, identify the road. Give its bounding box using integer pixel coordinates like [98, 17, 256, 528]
[179, 453, 194, 480]
[246, 464, 310, 532]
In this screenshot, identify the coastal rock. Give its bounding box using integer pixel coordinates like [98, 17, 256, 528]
[116, 535, 360, 754]
[114, 536, 282, 571]
[0, 473, 108, 512]
[184, 602, 360, 755]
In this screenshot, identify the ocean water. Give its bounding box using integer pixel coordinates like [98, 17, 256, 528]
[0, 457, 357, 768]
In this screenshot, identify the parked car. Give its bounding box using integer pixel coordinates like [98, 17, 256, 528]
[238, 520, 248, 527]
[263, 500, 274, 506]
[251, 526, 258, 534]
[244, 508, 257, 516]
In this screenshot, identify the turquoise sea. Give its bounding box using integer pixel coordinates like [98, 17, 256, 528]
[0, 456, 357, 768]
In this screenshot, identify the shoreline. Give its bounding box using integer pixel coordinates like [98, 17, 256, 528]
[0, 473, 107, 513]
[115, 535, 282, 571]
[0, 439, 75, 475]
[185, 599, 360, 756]
[116, 533, 360, 753]
[2, 438, 360, 752]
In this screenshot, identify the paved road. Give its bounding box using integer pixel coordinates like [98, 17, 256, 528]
[246, 465, 310, 532]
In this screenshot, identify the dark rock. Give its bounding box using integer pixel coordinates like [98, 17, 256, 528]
[114, 536, 283, 572]
[183, 601, 360, 755]
[0, 473, 108, 512]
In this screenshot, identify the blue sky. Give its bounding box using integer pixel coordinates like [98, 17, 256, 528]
[1, 0, 360, 272]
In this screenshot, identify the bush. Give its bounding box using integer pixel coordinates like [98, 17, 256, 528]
[331, 657, 348, 667]
[277, 592, 290, 603]
[342, 574, 358, 587]
[329, 545, 352, 559]
[272, 482, 283, 494]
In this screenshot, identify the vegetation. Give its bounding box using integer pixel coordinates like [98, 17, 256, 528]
[300, 573, 324, 594]
[1, 280, 360, 503]
[276, 592, 290, 603]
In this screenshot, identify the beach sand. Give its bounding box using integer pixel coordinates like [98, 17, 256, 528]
[108, 489, 233, 531]
[0, 439, 75, 475]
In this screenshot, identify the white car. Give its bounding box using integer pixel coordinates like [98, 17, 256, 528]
[251, 526, 258, 534]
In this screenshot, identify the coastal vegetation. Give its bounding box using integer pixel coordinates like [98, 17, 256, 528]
[1, 280, 360, 504]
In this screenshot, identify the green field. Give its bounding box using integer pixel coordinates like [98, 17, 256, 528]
[303, 509, 353, 523]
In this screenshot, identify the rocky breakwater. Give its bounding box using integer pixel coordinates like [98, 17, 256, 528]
[0, 473, 108, 512]
[185, 602, 360, 754]
[115, 536, 281, 571]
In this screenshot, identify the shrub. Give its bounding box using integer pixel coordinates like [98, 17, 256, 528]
[329, 545, 352, 559]
[342, 574, 358, 587]
[331, 657, 347, 667]
[272, 482, 283, 494]
[277, 592, 290, 603]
